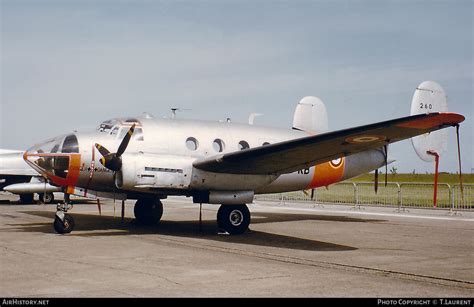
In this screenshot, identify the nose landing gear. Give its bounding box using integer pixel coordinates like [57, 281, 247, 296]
[53, 194, 75, 234]
[53, 210, 75, 234]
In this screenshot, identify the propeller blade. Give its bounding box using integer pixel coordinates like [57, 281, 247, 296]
[117, 124, 136, 157]
[95, 143, 111, 157]
[95, 145, 121, 171]
[95, 124, 135, 172]
[310, 188, 315, 200]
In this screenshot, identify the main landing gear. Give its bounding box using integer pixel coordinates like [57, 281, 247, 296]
[51, 196, 250, 235]
[217, 204, 251, 235]
[134, 198, 163, 225]
[53, 194, 74, 234]
[19, 193, 34, 204]
[18, 192, 54, 204]
[39, 192, 54, 204]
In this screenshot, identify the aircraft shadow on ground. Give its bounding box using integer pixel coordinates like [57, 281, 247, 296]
[0, 199, 96, 205]
[1, 210, 386, 252]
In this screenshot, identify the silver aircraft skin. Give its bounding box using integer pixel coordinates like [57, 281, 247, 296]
[68, 116, 385, 196]
[0, 84, 465, 235]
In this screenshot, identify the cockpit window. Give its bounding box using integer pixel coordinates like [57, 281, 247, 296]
[124, 118, 139, 123]
[97, 119, 117, 133]
[117, 127, 144, 141]
[118, 128, 127, 139]
[62, 134, 79, 153]
[134, 127, 144, 141]
[53, 156, 70, 178]
[25, 134, 77, 179]
[97, 118, 143, 139]
[51, 144, 60, 153]
[110, 126, 120, 136]
[29, 136, 64, 154]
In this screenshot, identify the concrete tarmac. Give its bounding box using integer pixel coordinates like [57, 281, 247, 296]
[0, 193, 472, 297]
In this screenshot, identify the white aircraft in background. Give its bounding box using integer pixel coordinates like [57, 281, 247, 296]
[0, 81, 465, 235]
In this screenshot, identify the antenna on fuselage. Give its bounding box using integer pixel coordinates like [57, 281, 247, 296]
[248, 113, 263, 125]
[170, 108, 191, 119]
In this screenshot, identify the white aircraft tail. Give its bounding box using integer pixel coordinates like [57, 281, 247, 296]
[410, 81, 448, 162]
[292, 96, 328, 134]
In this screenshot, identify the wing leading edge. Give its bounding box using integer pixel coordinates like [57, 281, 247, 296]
[193, 112, 464, 175]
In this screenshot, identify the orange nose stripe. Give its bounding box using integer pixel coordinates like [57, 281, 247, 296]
[23, 153, 81, 190]
[67, 154, 81, 187]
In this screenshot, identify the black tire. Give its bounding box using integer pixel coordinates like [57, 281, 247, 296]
[19, 193, 34, 204]
[53, 214, 75, 234]
[39, 192, 54, 204]
[134, 198, 163, 225]
[217, 204, 251, 235]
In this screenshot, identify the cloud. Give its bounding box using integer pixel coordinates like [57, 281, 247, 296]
[1, 1, 472, 172]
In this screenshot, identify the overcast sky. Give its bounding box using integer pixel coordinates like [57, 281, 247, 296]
[1, 0, 472, 173]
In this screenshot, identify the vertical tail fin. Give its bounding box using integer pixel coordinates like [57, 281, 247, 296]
[292, 96, 328, 134]
[410, 81, 448, 161]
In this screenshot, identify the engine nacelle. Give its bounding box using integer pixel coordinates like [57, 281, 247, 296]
[116, 153, 194, 190]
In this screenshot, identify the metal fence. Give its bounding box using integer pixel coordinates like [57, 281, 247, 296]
[255, 182, 474, 211]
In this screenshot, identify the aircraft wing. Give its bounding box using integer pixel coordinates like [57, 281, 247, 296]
[193, 112, 464, 175]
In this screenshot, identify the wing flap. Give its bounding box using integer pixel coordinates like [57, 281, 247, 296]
[193, 112, 464, 175]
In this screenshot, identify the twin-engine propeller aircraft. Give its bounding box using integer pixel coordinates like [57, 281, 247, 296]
[1, 81, 465, 235]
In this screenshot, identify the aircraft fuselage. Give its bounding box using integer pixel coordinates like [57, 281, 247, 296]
[23, 116, 386, 203]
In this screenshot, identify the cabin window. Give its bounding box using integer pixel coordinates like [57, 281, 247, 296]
[238, 141, 250, 150]
[186, 137, 199, 151]
[262, 142, 270, 146]
[213, 139, 225, 152]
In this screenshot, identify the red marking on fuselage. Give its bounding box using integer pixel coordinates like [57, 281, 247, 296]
[84, 145, 96, 197]
[306, 158, 345, 189]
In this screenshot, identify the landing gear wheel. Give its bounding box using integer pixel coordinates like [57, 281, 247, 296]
[53, 213, 75, 234]
[217, 204, 250, 235]
[39, 192, 54, 204]
[19, 193, 34, 204]
[134, 198, 163, 225]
